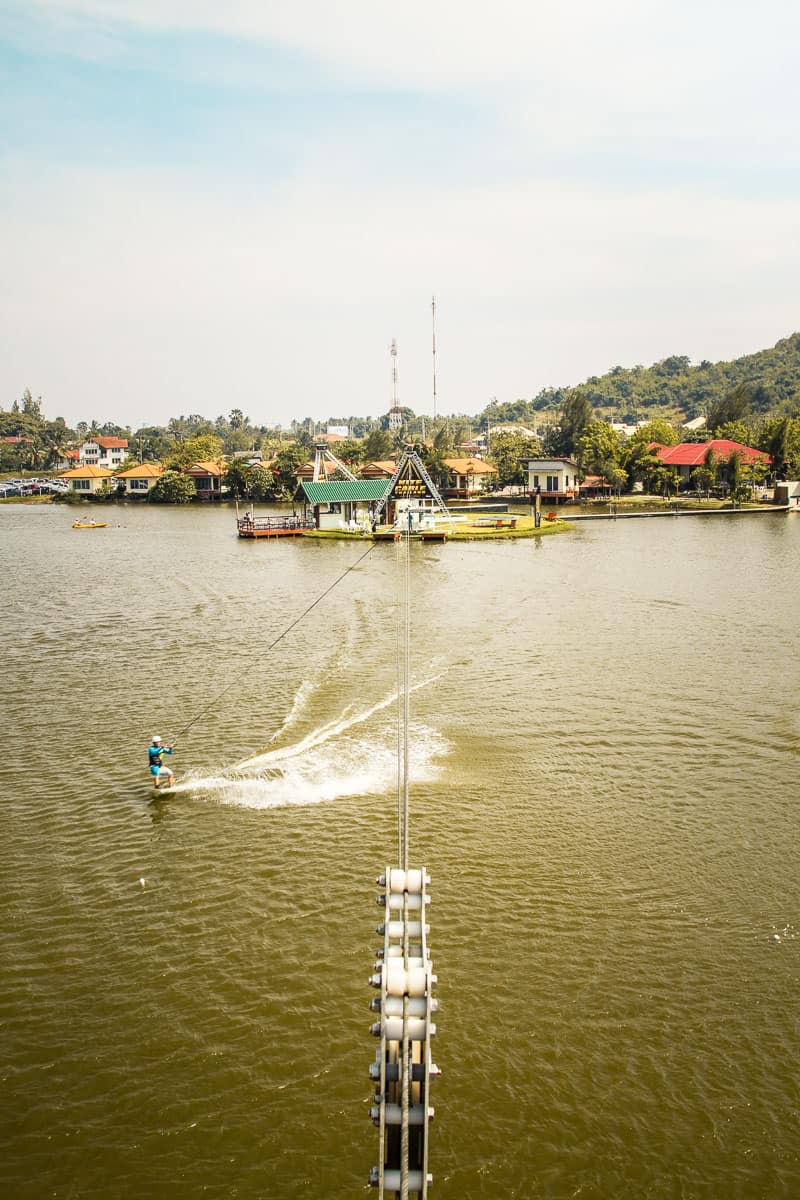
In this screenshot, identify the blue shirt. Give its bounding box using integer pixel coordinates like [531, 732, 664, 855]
[148, 744, 173, 766]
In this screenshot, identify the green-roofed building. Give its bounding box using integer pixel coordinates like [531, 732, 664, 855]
[297, 479, 390, 530]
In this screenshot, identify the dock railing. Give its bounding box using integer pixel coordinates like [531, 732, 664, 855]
[237, 514, 315, 535]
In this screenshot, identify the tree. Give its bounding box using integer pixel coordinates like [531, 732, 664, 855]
[545, 391, 593, 456]
[487, 430, 542, 487]
[707, 383, 753, 433]
[418, 440, 447, 488]
[222, 459, 252, 499]
[654, 355, 691, 376]
[294, 426, 314, 451]
[331, 438, 363, 466]
[164, 434, 224, 471]
[150, 470, 196, 503]
[691, 447, 717, 498]
[607, 464, 628, 497]
[21, 388, 42, 417]
[362, 427, 395, 462]
[651, 464, 679, 497]
[575, 420, 622, 475]
[727, 450, 743, 505]
[716, 420, 753, 446]
[249, 464, 279, 501]
[271, 444, 308, 498]
[633, 419, 680, 447]
[133, 427, 172, 462]
[738, 455, 769, 498]
[761, 415, 800, 477]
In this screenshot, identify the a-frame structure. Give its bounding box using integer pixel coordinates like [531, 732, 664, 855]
[371, 446, 451, 525]
[312, 443, 358, 482]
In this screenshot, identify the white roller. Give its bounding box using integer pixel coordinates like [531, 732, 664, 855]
[380, 1016, 434, 1040]
[382, 995, 435, 1018]
[387, 892, 425, 910]
[385, 963, 428, 996]
[383, 947, 424, 962]
[371, 1103, 431, 1125]
[376, 1169, 431, 1189]
[387, 867, 428, 893]
[380, 920, 428, 939]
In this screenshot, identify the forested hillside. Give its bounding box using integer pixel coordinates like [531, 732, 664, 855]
[481, 333, 800, 428]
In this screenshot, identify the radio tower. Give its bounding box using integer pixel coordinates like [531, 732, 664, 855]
[389, 339, 402, 433]
[431, 296, 438, 422]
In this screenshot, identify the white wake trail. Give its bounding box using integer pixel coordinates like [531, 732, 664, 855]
[164, 671, 449, 807]
[237, 672, 445, 771]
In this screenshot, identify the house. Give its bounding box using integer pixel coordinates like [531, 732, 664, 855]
[775, 481, 800, 509]
[610, 422, 642, 439]
[442, 457, 498, 498]
[184, 460, 226, 499]
[651, 439, 771, 485]
[580, 474, 612, 499]
[298, 480, 390, 530]
[59, 465, 114, 494]
[115, 462, 164, 496]
[79, 437, 129, 468]
[54, 448, 80, 470]
[525, 458, 580, 503]
[294, 459, 342, 483]
[361, 460, 397, 479]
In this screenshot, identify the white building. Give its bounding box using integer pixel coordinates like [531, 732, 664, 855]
[526, 457, 580, 503]
[79, 437, 129, 468]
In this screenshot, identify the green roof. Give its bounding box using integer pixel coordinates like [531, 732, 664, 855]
[301, 480, 390, 503]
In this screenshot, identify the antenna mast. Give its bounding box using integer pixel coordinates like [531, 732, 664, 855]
[431, 296, 438, 422]
[389, 339, 402, 433]
[391, 338, 399, 407]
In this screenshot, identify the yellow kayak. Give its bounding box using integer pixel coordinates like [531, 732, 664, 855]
[72, 520, 107, 529]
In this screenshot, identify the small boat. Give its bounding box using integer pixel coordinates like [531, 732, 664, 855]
[72, 520, 107, 529]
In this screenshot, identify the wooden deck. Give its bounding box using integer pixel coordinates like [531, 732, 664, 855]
[237, 515, 315, 538]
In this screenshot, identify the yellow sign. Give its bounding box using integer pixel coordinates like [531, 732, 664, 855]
[390, 459, 434, 500]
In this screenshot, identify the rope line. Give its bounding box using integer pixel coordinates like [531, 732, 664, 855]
[395, 535, 404, 869]
[164, 541, 377, 747]
[402, 523, 411, 873]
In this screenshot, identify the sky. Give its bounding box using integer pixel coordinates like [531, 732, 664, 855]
[1, 1, 799, 432]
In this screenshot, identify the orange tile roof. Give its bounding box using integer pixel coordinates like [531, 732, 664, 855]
[59, 465, 113, 478]
[85, 436, 128, 449]
[186, 460, 225, 476]
[116, 462, 164, 478]
[443, 457, 497, 474]
[361, 460, 397, 476]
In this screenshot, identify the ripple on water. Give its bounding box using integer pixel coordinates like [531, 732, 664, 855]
[2, 509, 800, 1198]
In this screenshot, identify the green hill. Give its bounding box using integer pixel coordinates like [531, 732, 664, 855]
[481, 333, 800, 427]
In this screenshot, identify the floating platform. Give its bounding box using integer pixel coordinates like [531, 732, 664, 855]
[372, 528, 450, 542]
[237, 515, 315, 538]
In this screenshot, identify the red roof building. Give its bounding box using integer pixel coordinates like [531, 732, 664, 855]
[651, 439, 770, 469]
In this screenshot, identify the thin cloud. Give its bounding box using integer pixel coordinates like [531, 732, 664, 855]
[2, 2, 799, 426]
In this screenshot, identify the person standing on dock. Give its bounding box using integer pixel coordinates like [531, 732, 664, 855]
[148, 736, 174, 790]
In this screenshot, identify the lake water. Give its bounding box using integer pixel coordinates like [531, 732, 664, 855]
[2, 503, 799, 1199]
